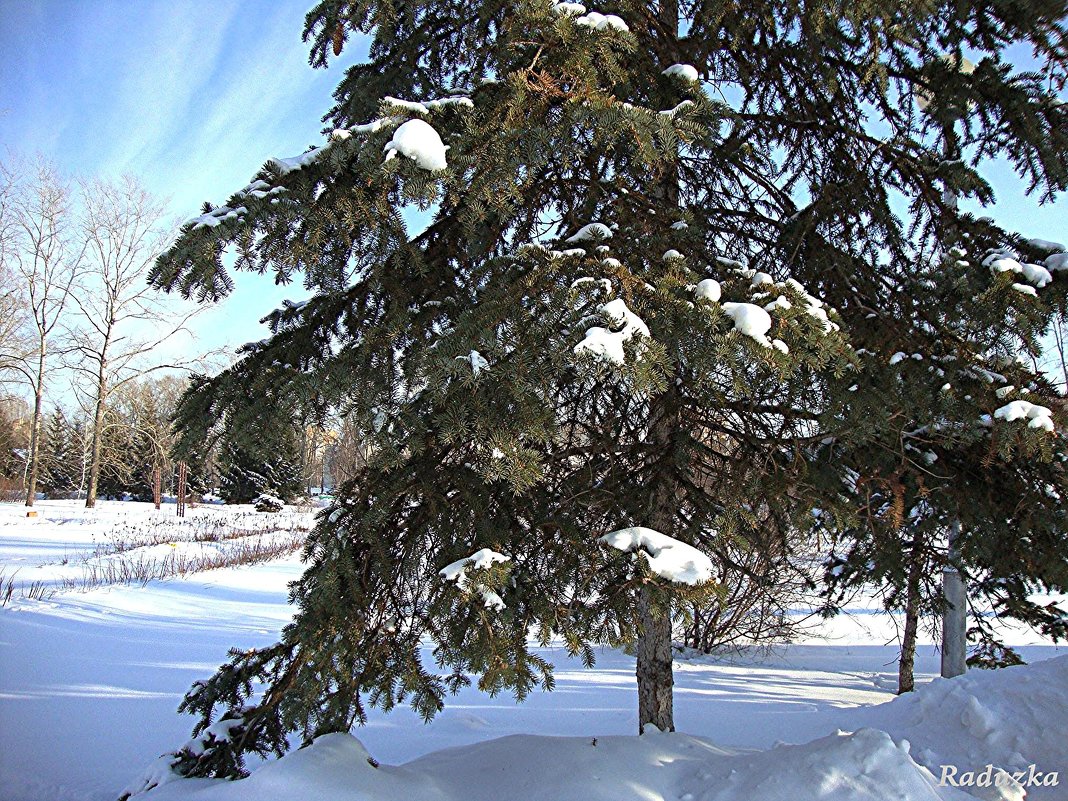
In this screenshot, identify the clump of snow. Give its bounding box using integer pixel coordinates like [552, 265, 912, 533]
[460, 350, 489, 377]
[1045, 252, 1068, 272]
[662, 249, 685, 261]
[574, 10, 629, 30]
[332, 118, 396, 142]
[670, 220, 688, 230]
[426, 96, 474, 110]
[383, 119, 448, 170]
[694, 278, 721, 302]
[751, 272, 773, 286]
[268, 148, 324, 175]
[1021, 262, 1052, 288]
[187, 204, 250, 230]
[658, 100, 695, 118]
[987, 253, 1052, 288]
[574, 298, 649, 365]
[566, 223, 612, 243]
[662, 64, 699, 81]
[383, 96, 431, 115]
[1027, 238, 1065, 252]
[721, 302, 773, 347]
[599, 526, 713, 585]
[551, 1, 587, 15]
[1011, 283, 1038, 297]
[439, 548, 510, 610]
[987, 256, 1022, 274]
[782, 278, 839, 332]
[993, 400, 1054, 431]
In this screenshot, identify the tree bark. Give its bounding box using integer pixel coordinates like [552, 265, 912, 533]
[637, 386, 681, 733]
[23, 348, 46, 507]
[85, 363, 108, 509]
[941, 520, 967, 678]
[637, 583, 674, 731]
[898, 532, 923, 693]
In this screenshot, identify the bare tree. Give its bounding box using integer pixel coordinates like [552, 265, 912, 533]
[0, 158, 83, 507]
[0, 169, 31, 383]
[69, 176, 205, 508]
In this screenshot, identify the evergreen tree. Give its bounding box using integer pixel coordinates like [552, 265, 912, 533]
[94, 403, 136, 501]
[817, 241, 1068, 691]
[40, 409, 78, 498]
[144, 0, 1067, 782]
[200, 378, 305, 504]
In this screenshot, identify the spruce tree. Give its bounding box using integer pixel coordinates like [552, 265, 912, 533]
[202, 381, 305, 504]
[143, 0, 1067, 783]
[40, 409, 77, 499]
[817, 240, 1068, 692]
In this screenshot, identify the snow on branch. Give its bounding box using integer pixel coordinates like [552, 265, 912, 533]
[440, 548, 510, 610]
[599, 526, 713, 585]
[574, 298, 649, 365]
[993, 400, 1055, 432]
[383, 119, 449, 171]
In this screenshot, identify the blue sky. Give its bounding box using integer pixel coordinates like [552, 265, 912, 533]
[0, 1, 1065, 360]
[0, 0, 364, 356]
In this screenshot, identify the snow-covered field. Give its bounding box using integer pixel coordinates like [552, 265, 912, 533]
[0, 501, 1065, 801]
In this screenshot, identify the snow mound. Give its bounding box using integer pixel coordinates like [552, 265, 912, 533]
[574, 11, 629, 31]
[1020, 262, 1052, 288]
[1045, 252, 1068, 272]
[599, 526, 713, 585]
[693, 728, 976, 801]
[137, 727, 975, 801]
[384, 119, 448, 170]
[843, 655, 1068, 801]
[1027, 238, 1065, 252]
[694, 278, 721, 302]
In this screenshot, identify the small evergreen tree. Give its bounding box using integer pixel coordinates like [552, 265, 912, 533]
[212, 386, 305, 505]
[40, 409, 78, 498]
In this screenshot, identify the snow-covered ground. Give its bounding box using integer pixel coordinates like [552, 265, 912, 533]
[0, 501, 1065, 801]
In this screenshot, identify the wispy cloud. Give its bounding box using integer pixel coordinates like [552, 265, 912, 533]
[91, 1, 244, 181]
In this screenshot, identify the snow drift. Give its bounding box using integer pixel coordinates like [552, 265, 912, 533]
[130, 656, 1068, 801]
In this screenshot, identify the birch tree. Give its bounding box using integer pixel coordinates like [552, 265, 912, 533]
[70, 177, 204, 508]
[0, 158, 82, 508]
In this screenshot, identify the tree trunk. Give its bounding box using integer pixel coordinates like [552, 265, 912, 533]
[637, 386, 681, 733]
[85, 368, 108, 509]
[24, 349, 47, 507]
[898, 533, 923, 694]
[637, 584, 674, 731]
[635, 0, 682, 734]
[941, 520, 967, 678]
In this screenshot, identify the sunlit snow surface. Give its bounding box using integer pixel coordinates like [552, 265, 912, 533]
[0, 501, 1065, 801]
